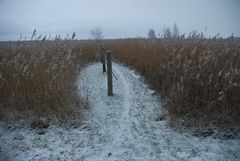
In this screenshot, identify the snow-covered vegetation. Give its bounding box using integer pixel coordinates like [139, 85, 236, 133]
[1, 62, 239, 161]
[0, 31, 239, 160]
[105, 37, 240, 130]
[0, 37, 95, 126]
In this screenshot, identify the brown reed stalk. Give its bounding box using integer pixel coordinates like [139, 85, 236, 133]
[0, 39, 96, 126]
[105, 37, 240, 129]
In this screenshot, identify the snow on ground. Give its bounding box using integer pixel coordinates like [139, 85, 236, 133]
[0, 62, 240, 161]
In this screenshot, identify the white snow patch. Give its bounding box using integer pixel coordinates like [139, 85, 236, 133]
[0, 62, 240, 161]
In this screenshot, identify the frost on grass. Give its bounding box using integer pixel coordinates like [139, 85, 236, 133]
[0, 41, 95, 125]
[0, 63, 240, 161]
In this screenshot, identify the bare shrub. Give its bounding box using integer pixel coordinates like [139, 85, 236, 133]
[148, 29, 157, 39]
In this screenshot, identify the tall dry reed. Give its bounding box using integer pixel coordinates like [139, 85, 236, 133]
[105, 37, 240, 129]
[0, 39, 96, 126]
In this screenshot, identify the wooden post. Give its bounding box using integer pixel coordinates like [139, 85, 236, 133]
[100, 45, 106, 73]
[107, 50, 113, 96]
[102, 56, 106, 73]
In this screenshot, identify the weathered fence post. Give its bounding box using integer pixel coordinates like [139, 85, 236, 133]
[107, 50, 113, 96]
[100, 45, 106, 73]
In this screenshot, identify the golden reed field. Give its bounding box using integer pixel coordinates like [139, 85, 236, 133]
[0, 35, 239, 130]
[105, 37, 240, 129]
[0, 39, 95, 126]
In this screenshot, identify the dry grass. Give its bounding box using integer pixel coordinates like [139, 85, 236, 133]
[105, 37, 240, 129]
[0, 39, 96, 126]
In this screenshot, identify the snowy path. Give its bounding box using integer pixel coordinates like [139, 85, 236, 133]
[0, 62, 240, 161]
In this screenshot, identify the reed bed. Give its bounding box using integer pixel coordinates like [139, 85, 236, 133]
[105, 37, 240, 129]
[0, 39, 96, 126]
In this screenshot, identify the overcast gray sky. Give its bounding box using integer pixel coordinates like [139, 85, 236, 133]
[0, 0, 239, 40]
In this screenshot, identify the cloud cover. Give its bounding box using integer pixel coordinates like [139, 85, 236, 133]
[0, 0, 239, 40]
